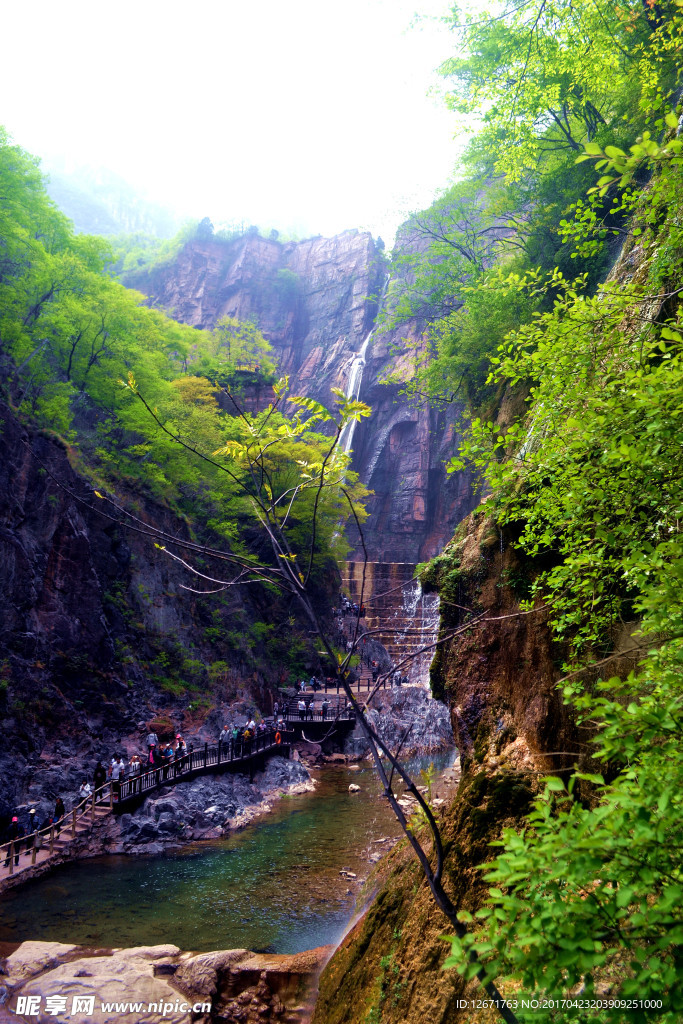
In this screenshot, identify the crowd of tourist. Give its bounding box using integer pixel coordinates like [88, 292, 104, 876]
[1, 715, 287, 867]
[1, 627, 396, 869]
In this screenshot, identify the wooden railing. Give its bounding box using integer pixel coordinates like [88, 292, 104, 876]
[0, 781, 112, 877]
[280, 702, 357, 725]
[300, 676, 389, 694]
[116, 727, 288, 804]
[0, 728, 294, 878]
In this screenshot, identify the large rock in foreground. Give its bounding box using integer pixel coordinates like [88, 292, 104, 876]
[2, 941, 332, 1024]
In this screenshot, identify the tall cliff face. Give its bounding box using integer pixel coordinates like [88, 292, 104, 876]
[130, 230, 383, 407]
[128, 231, 479, 563]
[350, 318, 478, 563]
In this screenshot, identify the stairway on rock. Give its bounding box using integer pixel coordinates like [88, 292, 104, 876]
[339, 561, 440, 685]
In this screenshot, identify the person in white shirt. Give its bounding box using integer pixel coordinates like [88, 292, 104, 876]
[109, 757, 125, 800]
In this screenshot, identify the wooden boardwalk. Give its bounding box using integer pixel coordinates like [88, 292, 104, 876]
[0, 727, 295, 891]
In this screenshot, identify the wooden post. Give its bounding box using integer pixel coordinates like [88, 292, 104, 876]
[109, 784, 114, 809]
[204, 742, 208, 768]
[31, 839, 37, 865]
[91, 793, 96, 824]
[217, 740, 222, 766]
[8, 843, 13, 874]
[72, 809, 77, 838]
[49, 826, 54, 854]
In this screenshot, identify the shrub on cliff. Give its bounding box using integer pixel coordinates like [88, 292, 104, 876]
[444, 112, 683, 1022]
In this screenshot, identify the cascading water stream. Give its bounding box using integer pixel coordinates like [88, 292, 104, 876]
[339, 329, 372, 454]
[338, 276, 389, 456]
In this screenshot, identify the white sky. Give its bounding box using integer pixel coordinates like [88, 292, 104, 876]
[2, 0, 464, 242]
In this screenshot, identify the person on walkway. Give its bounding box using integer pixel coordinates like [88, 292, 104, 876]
[93, 761, 107, 801]
[4, 817, 23, 867]
[321, 698, 330, 721]
[146, 728, 159, 755]
[25, 809, 38, 852]
[128, 755, 142, 794]
[54, 797, 65, 837]
[79, 781, 92, 805]
[242, 727, 253, 756]
[174, 735, 187, 776]
[158, 743, 172, 780]
[273, 700, 279, 720]
[109, 758, 124, 800]
[231, 724, 240, 756]
[219, 724, 230, 746]
[32, 812, 44, 853]
[152, 743, 164, 784]
[298, 698, 306, 721]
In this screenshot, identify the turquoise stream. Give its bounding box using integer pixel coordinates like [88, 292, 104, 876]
[0, 752, 454, 954]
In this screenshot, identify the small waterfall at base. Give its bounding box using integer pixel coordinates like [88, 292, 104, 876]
[340, 562, 441, 686]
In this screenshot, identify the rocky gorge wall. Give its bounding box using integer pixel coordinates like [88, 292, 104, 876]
[0, 399, 316, 822]
[128, 231, 479, 563]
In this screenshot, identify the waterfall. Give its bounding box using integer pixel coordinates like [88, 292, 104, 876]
[338, 276, 389, 456]
[339, 330, 373, 454]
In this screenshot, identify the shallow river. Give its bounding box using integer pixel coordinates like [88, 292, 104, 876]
[0, 751, 454, 954]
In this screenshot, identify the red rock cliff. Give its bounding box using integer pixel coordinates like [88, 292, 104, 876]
[129, 231, 479, 563]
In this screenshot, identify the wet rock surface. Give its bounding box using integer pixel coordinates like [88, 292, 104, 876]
[0, 941, 331, 1023]
[343, 686, 454, 759]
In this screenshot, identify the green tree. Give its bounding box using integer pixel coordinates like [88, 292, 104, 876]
[443, 124, 683, 1018]
[440, 0, 679, 179]
[203, 315, 277, 380]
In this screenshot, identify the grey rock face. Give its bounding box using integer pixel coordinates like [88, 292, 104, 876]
[343, 686, 454, 759]
[111, 757, 311, 852]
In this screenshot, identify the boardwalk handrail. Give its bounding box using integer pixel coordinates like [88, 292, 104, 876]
[301, 677, 387, 694]
[0, 729, 295, 878]
[281, 702, 358, 725]
[116, 726, 291, 804]
[0, 780, 112, 875]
